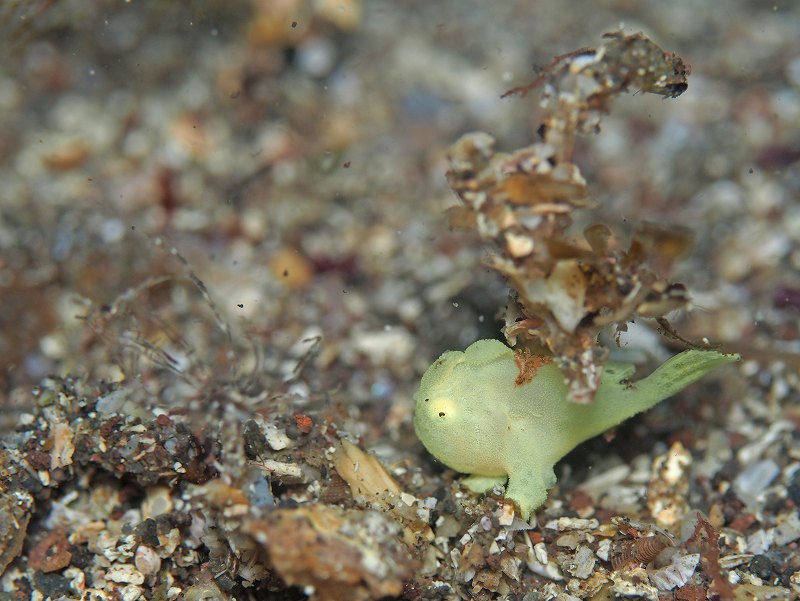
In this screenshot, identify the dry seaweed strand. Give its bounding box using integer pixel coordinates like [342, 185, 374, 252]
[446, 31, 697, 402]
[686, 511, 736, 601]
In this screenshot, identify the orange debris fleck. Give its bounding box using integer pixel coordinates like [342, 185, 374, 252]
[513, 349, 554, 386]
[269, 248, 314, 288]
[294, 414, 313, 434]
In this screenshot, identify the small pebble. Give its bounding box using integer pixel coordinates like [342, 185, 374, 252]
[243, 420, 266, 459]
[733, 459, 780, 507]
[749, 554, 773, 580]
[28, 530, 72, 573]
[135, 545, 161, 576]
[106, 564, 145, 585]
[569, 545, 596, 579]
[786, 470, 800, 506]
[142, 485, 173, 519]
[248, 475, 275, 508]
[33, 572, 71, 598]
[135, 518, 160, 547]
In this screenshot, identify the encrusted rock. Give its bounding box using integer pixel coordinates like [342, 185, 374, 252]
[246, 505, 416, 601]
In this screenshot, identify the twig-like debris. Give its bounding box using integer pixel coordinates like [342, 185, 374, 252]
[446, 31, 693, 402]
[686, 512, 736, 601]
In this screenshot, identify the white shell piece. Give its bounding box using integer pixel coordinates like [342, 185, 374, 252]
[649, 553, 700, 591]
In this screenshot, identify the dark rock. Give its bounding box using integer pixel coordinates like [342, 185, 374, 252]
[749, 554, 773, 580]
[69, 543, 94, 570]
[243, 419, 266, 459]
[786, 470, 800, 506]
[136, 518, 160, 547]
[33, 572, 71, 598]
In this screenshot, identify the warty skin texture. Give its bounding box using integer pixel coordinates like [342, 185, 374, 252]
[414, 339, 739, 520]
